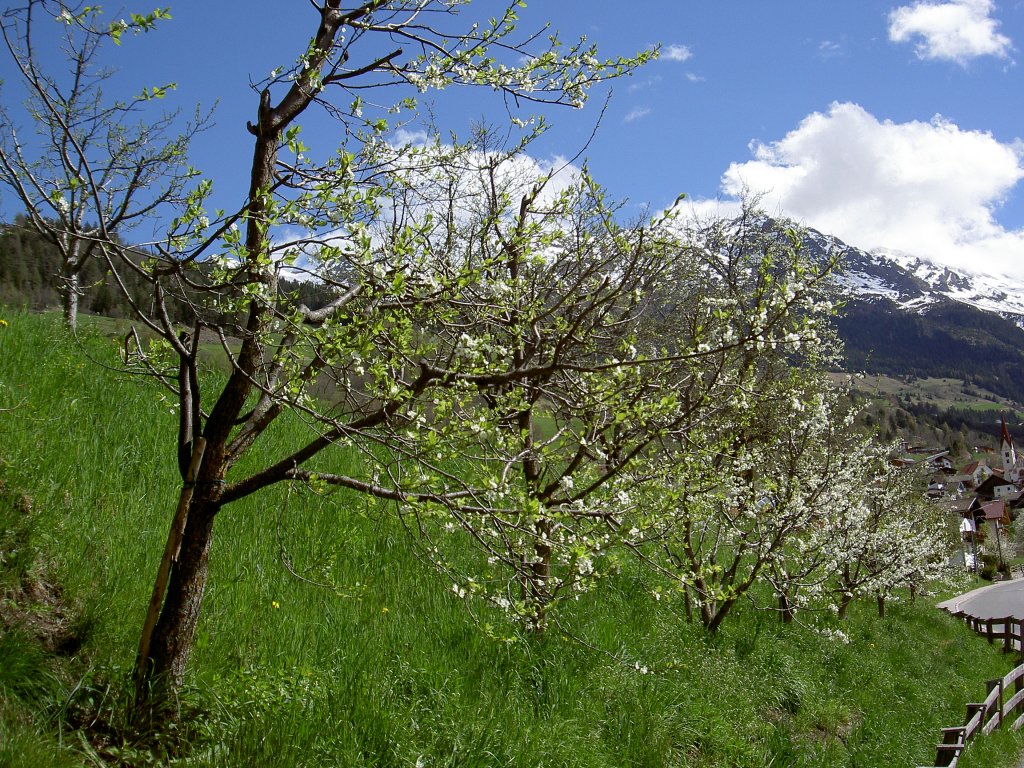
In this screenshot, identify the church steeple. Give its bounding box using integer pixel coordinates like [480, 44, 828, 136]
[1001, 417, 1018, 482]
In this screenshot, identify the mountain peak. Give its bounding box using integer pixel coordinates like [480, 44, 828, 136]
[793, 224, 1024, 325]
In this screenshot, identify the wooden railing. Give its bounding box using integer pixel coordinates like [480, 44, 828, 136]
[947, 612, 1024, 655]
[918, 612, 1024, 767]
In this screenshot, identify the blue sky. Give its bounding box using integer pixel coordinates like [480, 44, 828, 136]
[2, 1, 1023, 277]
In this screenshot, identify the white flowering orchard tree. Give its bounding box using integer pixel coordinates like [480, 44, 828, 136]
[802, 446, 952, 619]
[622, 209, 846, 634]
[760, 403, 885, 623]
[348, 157, 745, 632]
[643, 374, 851, 632]
[374, 196, 861, 633]
[0, 0, 660, 711]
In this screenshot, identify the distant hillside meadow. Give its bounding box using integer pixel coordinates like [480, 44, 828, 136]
[2, 312, 1024, 766]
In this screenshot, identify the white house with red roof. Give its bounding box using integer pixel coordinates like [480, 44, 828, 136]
[960, 459, 992, 488]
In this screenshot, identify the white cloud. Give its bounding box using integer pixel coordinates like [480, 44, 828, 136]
[888, 0, 1013, 64]
[818, 39, 845, 59]
[703, 102, 1024, 278]
[661, 44, 693, 62]
[624, 106, 652, 123]
[267, 134, 583, 282]
[627, 75, 663, 92]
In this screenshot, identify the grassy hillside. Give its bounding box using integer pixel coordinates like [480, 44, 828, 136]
[846, 373, 1022, 413]
[837, 297, 1024, 407]
[1, 310, 1023, 767]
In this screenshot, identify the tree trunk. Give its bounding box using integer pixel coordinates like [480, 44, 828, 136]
[693, 578, 715, 630]
[699, 601, 715, 630]
[876, 592, 885, 619]
[61, 270, 79, 331]
[135, 496, 219, 713]
[526, 518, 552, 632]
[837, 593, 853, 620]
[779, 592, 794, 624]
[705, 596, 738, 635]
[837, 570, 854, 620]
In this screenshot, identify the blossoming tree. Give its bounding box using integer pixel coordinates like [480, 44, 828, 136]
[0, 0, 662, 710]
[805, 445, 951, 619]
[621, 209, 852, 633]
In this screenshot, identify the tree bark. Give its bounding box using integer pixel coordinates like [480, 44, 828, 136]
[61, 271, 79, 331]
[134, 439, 207, 704]
[527, 518, 552, 632]
[779, 592, 794, 624]
[706, 597, 738, 635]
[837, 593, 853, 620]
[136, 495, 220, 712]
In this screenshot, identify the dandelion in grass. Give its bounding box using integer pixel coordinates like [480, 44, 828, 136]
[271, 600, 280, 609]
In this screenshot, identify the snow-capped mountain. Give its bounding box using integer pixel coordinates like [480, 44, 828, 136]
[801, 227, 1024, 324]
[789, 224, 1024, 406]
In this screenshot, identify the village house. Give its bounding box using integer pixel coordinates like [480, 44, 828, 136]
[975, 473, 1019, 501]
[926, 452, 956, 474]
[961, 459, 993, 488]
[941, 419, 1024, 573]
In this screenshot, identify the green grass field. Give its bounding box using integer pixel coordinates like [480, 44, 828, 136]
[844, 371, 1024, 413]
[2, 309, 1023, 767]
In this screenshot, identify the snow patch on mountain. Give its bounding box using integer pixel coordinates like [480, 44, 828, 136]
[799, 225, 1024, 326]
[877, 249, 1024, 321]
[832, 271, 904, 302]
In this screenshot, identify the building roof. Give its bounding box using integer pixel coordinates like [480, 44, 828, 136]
[943, 497, 980, 514]
[976, 474, 1016, 496]
[982, 499, 1008, 521]
[962, 460, 987, 475]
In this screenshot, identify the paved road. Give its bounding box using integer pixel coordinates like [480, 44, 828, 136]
[937, 580, 1024, 621]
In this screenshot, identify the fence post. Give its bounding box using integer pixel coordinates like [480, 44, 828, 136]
[934, 742, 962, 767]
[987, 618, 995, 644]
[966, 702, 987, 738]
[1013, 662, 1024, 722]
[986, 679, 1003, 732]
[998, 678, 1005, 730]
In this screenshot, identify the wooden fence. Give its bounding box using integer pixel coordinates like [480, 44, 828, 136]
[948, 612, 1024, 655]
[918, 612, 1024, 767]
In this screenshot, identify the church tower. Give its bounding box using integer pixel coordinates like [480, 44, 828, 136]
[1001, 418, 1019, 483]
